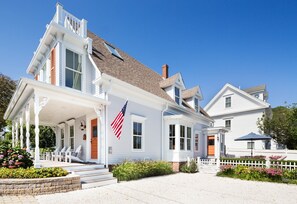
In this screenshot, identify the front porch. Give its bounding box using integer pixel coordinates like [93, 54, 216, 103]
[4, 78, 109, 168]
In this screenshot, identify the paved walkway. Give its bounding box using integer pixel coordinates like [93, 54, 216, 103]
[1, 173, 297, 203]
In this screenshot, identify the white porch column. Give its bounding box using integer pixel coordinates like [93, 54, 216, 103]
[25, 104, 31, 152]
[15, 121, 19, 146]
[20, 116, 24, 148]
[11, 122, 15, 147]
[95, 105, 106, 166]
[33, 95, 48, 168]
[34, 96, 41, 168]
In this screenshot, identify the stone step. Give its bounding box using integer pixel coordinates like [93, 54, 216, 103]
[80, 172, 114, 181]
[82, 178, 118, 189]
[73, 168, 109, 175]
[63, 164, 105, 172]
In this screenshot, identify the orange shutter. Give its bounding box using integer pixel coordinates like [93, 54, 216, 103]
[34, 75, 39, 81]
[50, 48, 56, 85]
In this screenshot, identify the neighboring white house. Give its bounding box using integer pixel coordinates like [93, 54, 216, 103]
[4, 4, 227, 168]
[204, 83, 274, 156]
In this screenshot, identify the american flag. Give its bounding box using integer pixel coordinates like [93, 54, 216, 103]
[111, 100, 128, 140]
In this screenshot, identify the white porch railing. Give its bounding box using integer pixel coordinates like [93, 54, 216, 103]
[53, 3, 87, 38]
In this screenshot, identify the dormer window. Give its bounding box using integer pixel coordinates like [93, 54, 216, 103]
[66, 49, 82, 91]
[225, 96, 231, 108]
[194, 98, 199, 112]
[104, 43, 123, 60]
[175, 87, 180, 104]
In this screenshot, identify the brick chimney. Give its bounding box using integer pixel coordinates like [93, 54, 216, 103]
[162, 64, 169, 79]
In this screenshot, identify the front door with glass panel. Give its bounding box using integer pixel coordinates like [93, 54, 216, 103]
[207, 136, 215, 156]
[91, 119, 98, 159]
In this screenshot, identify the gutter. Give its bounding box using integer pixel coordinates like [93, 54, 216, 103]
[161, 103, 169, 160]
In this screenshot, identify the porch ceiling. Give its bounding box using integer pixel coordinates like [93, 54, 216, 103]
[5, 78, 108, 126]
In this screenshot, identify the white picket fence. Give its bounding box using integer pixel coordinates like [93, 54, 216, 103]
[189, 157, 297, 171]
[219, 159, 297, 170]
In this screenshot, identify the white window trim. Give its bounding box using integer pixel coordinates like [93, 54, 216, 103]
[194, 97, 199, 113]
[64, 47, 84, 91]
[169, 124, 176, 151]
[174, 86, 181, 105]
[131, 114, 146, 152]
[66, 119, 75, 150]
[68, 124, 75, 151]
[194, 131, 200, 152]
[180, 125, 185, 151]
[60, 127, 65, 148]
[186, 127, 192, 151]
[225, 96, 232, 108]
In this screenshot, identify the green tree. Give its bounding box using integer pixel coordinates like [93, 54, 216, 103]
[258, 104, 297, 149]
[0, 73, 17, 131]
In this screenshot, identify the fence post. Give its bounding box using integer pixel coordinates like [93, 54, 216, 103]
[197, 157, 201, 168]
[187, 156, 190, 167]
[265, 157, 271, 168]
[216, 157, 220, 171]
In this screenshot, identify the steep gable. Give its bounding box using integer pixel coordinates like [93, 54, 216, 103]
[204, 83, 270, 117]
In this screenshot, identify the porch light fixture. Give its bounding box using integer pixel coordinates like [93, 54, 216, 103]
[80, 120, 86, 131]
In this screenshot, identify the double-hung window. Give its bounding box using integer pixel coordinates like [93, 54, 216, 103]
[225, 97, 231, 108]
[133, 122, 143, 150]
[66, 49, 82, 91]
[194, 98, 199, 112]
[180, 125, 185, 150]
[194, 134, 199, 151]
[225, 120, 231, 129]
[69, 125, 75, 150]
[175, 87, 180, 104]
[61, 128, 65, 148]
[187, 127, 191, 150]
[169, 125, 175, 150]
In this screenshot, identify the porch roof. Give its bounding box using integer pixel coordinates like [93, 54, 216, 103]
[4, 78, 109, 126]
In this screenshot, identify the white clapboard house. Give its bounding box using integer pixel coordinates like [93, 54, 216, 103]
[204, 83, 275, 156]
[4, 4, 227, 169]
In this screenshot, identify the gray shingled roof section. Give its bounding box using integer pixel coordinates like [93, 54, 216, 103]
[243, 84, 266, 94]
[182, 86, 199, 99]
[159, 74, 179, 88]
[88, 31, 173, 102]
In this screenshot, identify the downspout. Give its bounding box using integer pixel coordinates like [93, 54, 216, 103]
[104, 79, 112, 168]
[161, 103, 169, 160]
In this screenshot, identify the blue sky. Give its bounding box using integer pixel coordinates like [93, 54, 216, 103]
[0, 0, 296, 107]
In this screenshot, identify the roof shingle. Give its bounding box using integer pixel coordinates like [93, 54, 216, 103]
[88, 31, 173, 102]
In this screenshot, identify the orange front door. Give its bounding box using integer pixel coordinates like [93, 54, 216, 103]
[91, 119, 98, 159]
[207, 136, 215, 156]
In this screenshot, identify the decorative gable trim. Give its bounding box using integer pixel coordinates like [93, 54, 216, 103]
[204, 83, 270, 112]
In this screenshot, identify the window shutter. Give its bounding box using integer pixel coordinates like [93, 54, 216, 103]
[50, 48, 56, 85]
[34, 75, 39, 81]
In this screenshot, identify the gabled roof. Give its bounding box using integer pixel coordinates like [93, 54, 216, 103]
[88, 31, 173, 102]
[182, 86, 198, 99]
[182, 86, 203, 100]
[204, 83, 270, 112]
[243, 84, 266, 94]
[159, 73, 179, 88]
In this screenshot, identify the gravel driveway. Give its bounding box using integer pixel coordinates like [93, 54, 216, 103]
[2, 173, 297, 203]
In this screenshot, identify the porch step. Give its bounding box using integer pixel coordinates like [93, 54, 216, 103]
[82, 178, 117, 189]
[63, 164, 105, 172]
[63, 164, 117, 189]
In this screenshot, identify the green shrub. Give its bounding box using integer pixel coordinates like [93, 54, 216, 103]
[180, 160, 198, 173]
[0, 167, 68, 178]
[283, 169, 297, 180]
[112, 161, 173, 181]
